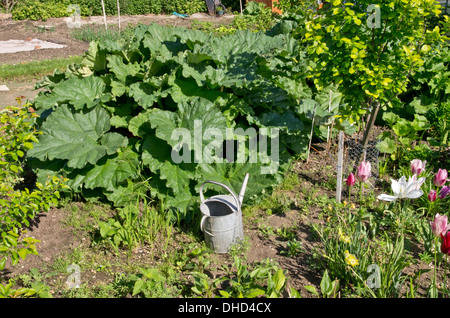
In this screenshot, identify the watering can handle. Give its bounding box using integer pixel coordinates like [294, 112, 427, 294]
[199, 180, 241, 212]
[200, 215, 214, 236]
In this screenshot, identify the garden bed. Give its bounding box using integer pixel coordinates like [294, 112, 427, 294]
[0, 1, 449, 300]
[0, 129, 446, 299]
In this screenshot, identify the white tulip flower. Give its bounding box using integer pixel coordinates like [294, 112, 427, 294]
[377, 175, 425, 202]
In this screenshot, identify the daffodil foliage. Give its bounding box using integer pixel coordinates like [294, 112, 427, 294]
[300, 0, 448, 124]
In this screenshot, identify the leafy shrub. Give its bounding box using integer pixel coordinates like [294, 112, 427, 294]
[81, 0, 163, 16]
[11, 0, 204, 20]
[376, 42, 450, 170]
[126, 0, 163, 15]
[405, 44, 450, 150]
[231, 1, 275, 31]
[12, 0, 51, 20]
[298, 0, 447, 139]
[162, 0, 206, 15]
[274, 0, 317, 12]
[191, 1, 276, 35]
[0, 103, 67, 270]
[12, 0, 90, 21]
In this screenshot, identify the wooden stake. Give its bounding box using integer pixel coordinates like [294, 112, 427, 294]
[306, 104, 318, 163]
[101, 0, 107, 30]
[336, 130, 344, 203]
[326, 89, 334, 153]
[117, 0, 121, 32]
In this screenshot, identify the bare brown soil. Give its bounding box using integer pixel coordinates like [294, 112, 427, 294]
[1, 148, 331, 298]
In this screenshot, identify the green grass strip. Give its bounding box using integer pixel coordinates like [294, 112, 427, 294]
[0, 56, 83, 82]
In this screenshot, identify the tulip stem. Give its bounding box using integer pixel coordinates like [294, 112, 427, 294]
[445, 254, 448, 296]
[433, 237, 438, 297]
[359, 182, 363, 206]
[348, 187, 352, 203]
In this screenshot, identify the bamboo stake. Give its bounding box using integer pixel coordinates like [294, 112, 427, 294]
[101, 0, 107, 30]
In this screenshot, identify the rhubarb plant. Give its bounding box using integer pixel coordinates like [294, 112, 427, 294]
[29, 23, 344, 219]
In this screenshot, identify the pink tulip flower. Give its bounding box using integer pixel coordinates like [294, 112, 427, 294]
[431, 214, 450, 238]
[440, 186, 450, 200]
[410, 159, 426, 175]
[356, 161, 371, 183]
[346, 173, 356, 187]
[428, 189, 437, 202]
[434, 169, 448, 187]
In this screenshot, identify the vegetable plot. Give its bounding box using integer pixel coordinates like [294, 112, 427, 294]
[29, 23, 343, 219]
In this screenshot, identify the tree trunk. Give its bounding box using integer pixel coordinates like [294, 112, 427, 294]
[359, 100, 381, 163]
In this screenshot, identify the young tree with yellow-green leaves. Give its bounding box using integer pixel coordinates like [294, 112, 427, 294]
[299, 0, 449, 148]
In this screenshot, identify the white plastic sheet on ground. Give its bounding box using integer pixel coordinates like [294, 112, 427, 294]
[0, 39, 66, 54]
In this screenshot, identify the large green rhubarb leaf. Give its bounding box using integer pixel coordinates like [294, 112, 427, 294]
[140, 135, 172, 172]
[196, 161, 285, 200]
[34, 75, 106, 111]
[67, 148, 139, 192]
[143, 97, 228, 151]
[159, 161, 195, 195]
[107, 54, 141, 83]
[28, 105, 127, 169]
[295, 85, 342, 125]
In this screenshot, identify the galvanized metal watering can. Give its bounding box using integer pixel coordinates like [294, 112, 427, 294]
[199, 173, 249, 253]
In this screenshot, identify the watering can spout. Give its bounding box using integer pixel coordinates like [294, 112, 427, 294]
[238, 173, 249, 205]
